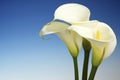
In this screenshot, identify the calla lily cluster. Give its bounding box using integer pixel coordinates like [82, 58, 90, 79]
[40, 3, 117, 80]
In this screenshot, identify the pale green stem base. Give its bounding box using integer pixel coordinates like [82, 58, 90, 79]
[88, 65, 98, 80]
[73, 57, 79, 80]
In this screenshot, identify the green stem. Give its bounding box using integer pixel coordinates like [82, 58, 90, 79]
[82, 38, 91, 80]
[73, 57, 79, 80]
[82, 51, 90, 80]
[88, 65, 98, 80]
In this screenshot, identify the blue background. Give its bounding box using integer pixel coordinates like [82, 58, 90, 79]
[0, 0, 120, 80]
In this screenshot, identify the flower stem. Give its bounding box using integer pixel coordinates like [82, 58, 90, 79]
[82, 38, 91, 80]
[88, 65, 98, 80]
[82, 51, 90, 80]
[73, 57, 79, 80]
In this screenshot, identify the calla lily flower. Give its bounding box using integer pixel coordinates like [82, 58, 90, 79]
[40, 3, 90, 57]
[69, 21, 117, 66]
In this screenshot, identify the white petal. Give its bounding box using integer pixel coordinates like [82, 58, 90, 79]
[40, 20, 82, 57]
[93, 22, 116, 41]
[90, 22, 117, 59]
[54, 3, 90, 23]
[40, 21, 69, 37]
[69, 20, 98, 39]
[56, 30, 82, 57]
[69, 21, 117, 66]
[97, 23, 117, 59]
[89, 23, 117, 66]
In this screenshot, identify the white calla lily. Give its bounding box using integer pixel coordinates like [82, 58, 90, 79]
[54, 3, 90, 23]
[69, 21, 117, 66]
[40, 3, 90, 57]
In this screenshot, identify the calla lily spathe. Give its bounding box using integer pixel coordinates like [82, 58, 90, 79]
[69, 21, 117, 66]
[40, 3, 90, 57]
[54, 3, 90, 23]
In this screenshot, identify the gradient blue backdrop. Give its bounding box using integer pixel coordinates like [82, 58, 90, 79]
[0, 0, 120, 80]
